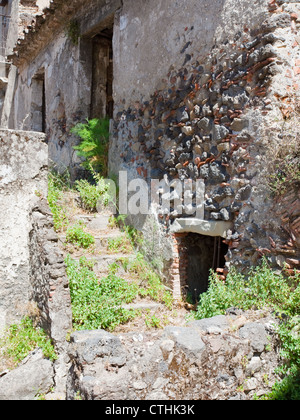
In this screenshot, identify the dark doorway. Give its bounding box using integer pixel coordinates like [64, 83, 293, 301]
[90, 28, 113, 119]
[185, 233, 228, 303]
[31, 70, 46, 132]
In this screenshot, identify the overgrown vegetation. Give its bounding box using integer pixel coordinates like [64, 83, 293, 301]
[107, 235, 133, 254]
[0, 317, 57, 368]
[48, 170, 70, 232]
[66, 256, 138, 331]
[71, 118, 110, 176]
[195, 261, 300, 400]
[75, 176, 111, 212]
[66, 223, 95, 249]
[120, 252, 173, 310]
[66, 247, 174, 332]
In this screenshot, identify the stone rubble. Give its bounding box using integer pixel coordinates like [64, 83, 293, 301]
[66, 311, 282, 401]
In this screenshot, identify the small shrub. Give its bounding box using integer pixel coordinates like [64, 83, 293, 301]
[75, 178, 110, 212]
[145, 314, 162, 329]
[195, 261, 299, 320]
[107, 236, 133, 254]
[72, 118, 110, 176]
[66, 223, 95, 249]
[0, 318, 57, 367]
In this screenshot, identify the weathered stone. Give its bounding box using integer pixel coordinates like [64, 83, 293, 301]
[222, 86, 248, 109]
[181, 126, 194, 136]
[209, 163, 227, 184]
[246, 357, 262, 377]
[212, 125, 229, 143]
[197, 117, 213, 134]
[202, 104, 213, 116]
[163, 327, 206, 356]
[0, 130, 48, 333]
[230, 118, 248, 132]
[0, 349, 54, 401]
[194, 144, 203, 155]
[235, 184, 252, 202]
[217, 142, 230, 153]
[66, 312, 280, 400]
[244, 378, 258, 393]
[220, 208, 231, 221]
[69, 330, 126, 366]
[177, 107, 189, 123]
[190, 315, 230, 333]
[239, 323, 269, 354]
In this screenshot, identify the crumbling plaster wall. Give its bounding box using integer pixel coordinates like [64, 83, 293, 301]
[10, 0, 121, 176]
[110, 0, 300, 276]
[0, 129, 48, 332]
[0, 129, 72, 350]
[12, 33, 88, 173]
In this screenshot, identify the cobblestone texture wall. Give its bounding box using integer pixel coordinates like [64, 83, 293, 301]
[110, 0, 300, 277]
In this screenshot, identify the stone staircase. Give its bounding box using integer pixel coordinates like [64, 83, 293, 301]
[55, 203, 179, 329]
[58, 212, 135, 276]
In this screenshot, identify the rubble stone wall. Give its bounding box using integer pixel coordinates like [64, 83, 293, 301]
[110, 0, 300, 277]
[67, 311, 282, 401]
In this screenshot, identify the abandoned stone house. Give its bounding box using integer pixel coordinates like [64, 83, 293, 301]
[0, 0, 299, 335]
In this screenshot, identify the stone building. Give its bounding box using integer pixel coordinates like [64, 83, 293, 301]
[1, 0, 299, 301]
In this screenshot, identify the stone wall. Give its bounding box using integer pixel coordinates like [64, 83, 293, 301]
[0, 129, 48, 331]
[0, 129, 72, 350]
[4, 0, 300, 294]
[110, 0, 300, 281]
[29, 199, 72, 351]
[67, 311, 281, 401]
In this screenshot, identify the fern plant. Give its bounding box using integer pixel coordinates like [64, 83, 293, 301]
[71, 118, 110, 176]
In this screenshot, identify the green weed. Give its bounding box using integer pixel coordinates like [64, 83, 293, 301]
[75, 177, 111, 213]
[0, 318, 57, 367]
[48, 171, 69, 232]
[107, 236, 133, 254]
[145, 314, 162, 329]
[66, 223, 95, 249]
[66, 256, 139, 331]
[72, 118, 110, 176]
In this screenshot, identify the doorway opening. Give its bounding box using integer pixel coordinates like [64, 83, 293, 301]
[90, 27, 113, 119]
[183, 233, 228, 303]
[31, 69, 46, 132]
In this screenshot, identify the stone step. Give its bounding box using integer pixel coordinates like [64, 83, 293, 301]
[59, 232, 127, 250]
[122, 302, 163, 311]
[72, 214, 112, 232]
[72, 253, 135, 274]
